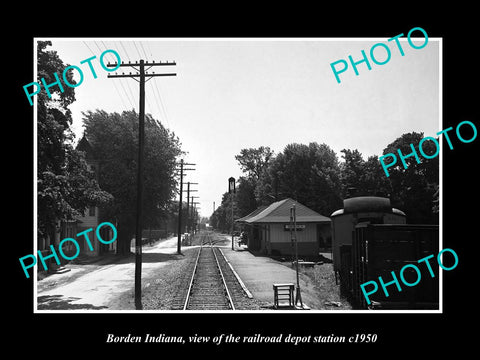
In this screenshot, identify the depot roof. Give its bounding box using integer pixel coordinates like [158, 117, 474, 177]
[235, 205, 268, 223]
[236, 198, 331, 224]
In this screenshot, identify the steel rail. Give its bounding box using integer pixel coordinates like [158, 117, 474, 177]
[183, 230, 235, 310]
[182, 243, 202, 310]
[211, 244, 236, 310]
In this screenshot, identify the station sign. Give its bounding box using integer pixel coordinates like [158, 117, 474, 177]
[284, 224, 306, 231]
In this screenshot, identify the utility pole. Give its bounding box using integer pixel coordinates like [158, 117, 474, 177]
[190, 196, 199, 235]
[290, 204, 303, 308]
[228, 177, 236, 251]
[177, 159, 183, 254]
[186, 184, 190, 235]
[192, 202, 200, 234]
[184, 183, 198, 245]
[176, 160, 195, 254]
[183, 182, 198, 234]
[107, 59, 176, 310]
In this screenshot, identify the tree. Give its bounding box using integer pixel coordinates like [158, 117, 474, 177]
[235, 146, 274, 181]
[37, 41, 112, 243]
[382, 132, 439, 224]
[235, 176, 257, 217]
[210, 192, 239, 233]
[339, 149, 365, 198]
[339, 149, 390, 198]
[256, 142, 342, 216]
[82, 110, 183, 254]
[362, 155, 391, 197]
[234, 147, 275, 217]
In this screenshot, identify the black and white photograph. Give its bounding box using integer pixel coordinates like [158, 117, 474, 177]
[11, 12, 478, 354]
[30, 37, 442, 313]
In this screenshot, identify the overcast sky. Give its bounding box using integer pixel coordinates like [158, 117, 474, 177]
[41, 37, 440, 218]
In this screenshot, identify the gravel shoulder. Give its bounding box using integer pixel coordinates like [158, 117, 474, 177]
[141, 247, 199, 310]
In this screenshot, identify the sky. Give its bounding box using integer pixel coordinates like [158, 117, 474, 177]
[39, 37, 441, 218]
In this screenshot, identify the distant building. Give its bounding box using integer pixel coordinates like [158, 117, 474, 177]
[71, 135, 116, 256]
[236, 198, 331, 259]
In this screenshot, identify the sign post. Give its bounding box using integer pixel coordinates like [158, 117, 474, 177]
[228, 177, 236, 251]
[290, 204, 303, 308]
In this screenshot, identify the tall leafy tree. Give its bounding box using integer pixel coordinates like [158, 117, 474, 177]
[235, 177, 257, 218]
[210, 192, 239, 233]
[256, 142, 342, 216]
[37, 41, 112, 243]
[339, 149, 390, 198]
[82, 110, 183, 254]
[339, 149, 365, 198]
[362, 155, 391, 197]
[382, 132, 439, 224]
[235, 146, 274, 181]
[234, 146, 274, 217]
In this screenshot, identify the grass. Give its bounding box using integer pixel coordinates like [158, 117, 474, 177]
[298, 263, 352, 310]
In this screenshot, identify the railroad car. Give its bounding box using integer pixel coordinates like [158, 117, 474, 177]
[331, 196, 406, 274]
[331, 196, 439, 309]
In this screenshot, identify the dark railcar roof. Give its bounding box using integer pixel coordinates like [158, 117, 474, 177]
[331, 196, 406, 217]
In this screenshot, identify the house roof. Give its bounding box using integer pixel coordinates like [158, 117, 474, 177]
[237, 198, 331, 224]
[76, 134, 96, 160]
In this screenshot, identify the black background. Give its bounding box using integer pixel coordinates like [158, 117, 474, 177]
[8, 6, 478, 355]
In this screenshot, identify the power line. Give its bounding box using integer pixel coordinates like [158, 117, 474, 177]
[104, 41, 139, 109]
[118, 41, 131, 62]
[149, 81, 165, 125]
[82, 41, 96, 56]
[132, 41, 143, 58]
[95, 40, 136, 110]
[119, 42, 143, 108]
[111, 78, 129, 110]
[136, 41, 166, 124]
[102, 40, 136, 110]
[98, 41, 131, 110]
[139, 42, 149, 59]
[82, 41, 130, 111]
[117, 77, 136, 109]
[86, 40, 171, 126]
[140, 42, 162, 119]
[155, 81, 171, 127]
[144, 41, 171, 128]
[91, 40, 105, 58]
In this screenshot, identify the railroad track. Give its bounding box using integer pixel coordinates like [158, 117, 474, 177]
[183, 232, 235, 310]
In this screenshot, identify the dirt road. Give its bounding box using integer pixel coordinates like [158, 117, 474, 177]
[36, 236, 183, 311]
